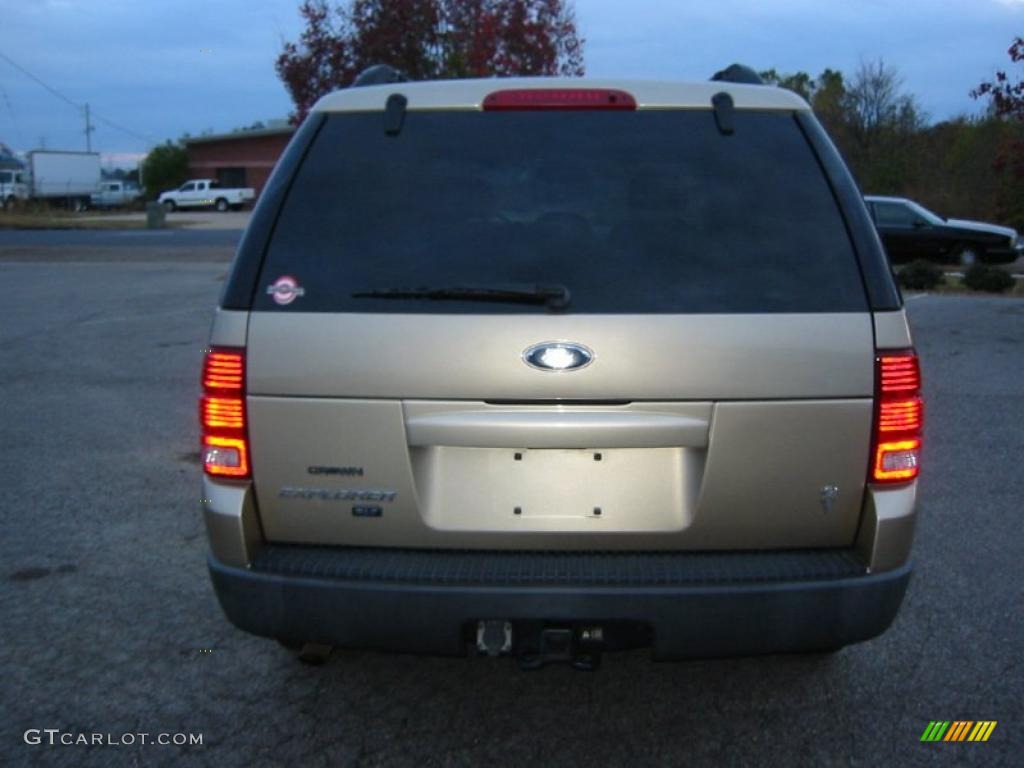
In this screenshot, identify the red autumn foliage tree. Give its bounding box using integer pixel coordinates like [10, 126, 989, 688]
[971, 36, 1024, 179]
[276, 0, 584, 122]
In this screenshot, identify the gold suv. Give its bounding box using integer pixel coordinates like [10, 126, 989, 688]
[199, 66, 921, 665]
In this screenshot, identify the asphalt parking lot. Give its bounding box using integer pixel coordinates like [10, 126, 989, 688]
[1, 250, 1021, 767]
[0, 228, 239, 262]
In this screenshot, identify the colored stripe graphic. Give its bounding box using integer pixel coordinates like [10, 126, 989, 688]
[920, 721, 997, 742]
[967, 722, 997, 742]
[921, 722, 950, 741]
[945, 721, 972, 741]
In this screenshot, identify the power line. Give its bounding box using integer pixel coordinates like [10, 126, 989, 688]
[0, 48, 157, 147]
[93, 113, 155, 145]
[0, 49, 80, 110]
[0, 81, 26, 147]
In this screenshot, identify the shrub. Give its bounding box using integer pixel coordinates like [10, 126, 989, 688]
[140, 142, 189, 200]
[897, 259, 944, 290]
[962, 264, 1015, 293]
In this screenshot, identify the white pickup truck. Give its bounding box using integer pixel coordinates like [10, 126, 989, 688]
[90, 181, 143, 209]
[158, 179, 254, 212]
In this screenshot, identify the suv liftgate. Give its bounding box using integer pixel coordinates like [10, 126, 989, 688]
[202, 80, 918, 661]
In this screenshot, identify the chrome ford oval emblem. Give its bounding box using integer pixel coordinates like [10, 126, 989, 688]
[523, 341, 593, 372]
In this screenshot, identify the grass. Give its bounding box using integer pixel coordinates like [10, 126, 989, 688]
[908, 276, 1024, 298]
[929, 280, 1024, 296]
[0, 210, 183, 230]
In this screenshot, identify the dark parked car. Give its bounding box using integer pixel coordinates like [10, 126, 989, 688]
[865, 195, 1021, 266]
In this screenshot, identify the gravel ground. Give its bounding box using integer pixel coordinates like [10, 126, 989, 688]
[1, 261, 1021, 767]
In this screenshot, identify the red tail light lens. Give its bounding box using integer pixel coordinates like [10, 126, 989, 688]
[877, 398, 923, 433]
[483, 88, 637, 111]
[201, 396, 245, 429]
[202, 352, 244, 390]
[879, 354, 920, 394]
[200, 348, 249, 478]
[872, 351, 923, 483]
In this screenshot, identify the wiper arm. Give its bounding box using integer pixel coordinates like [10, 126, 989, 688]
[352, 283, 571, 311]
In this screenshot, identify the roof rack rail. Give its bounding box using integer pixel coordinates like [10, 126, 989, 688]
[351, 64, 408, 88]
[710, 64, 764, 86]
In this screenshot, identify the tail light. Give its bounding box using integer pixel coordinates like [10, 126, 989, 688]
[483, 88, 637, 111]
[200, 348, 249, 478]
[871, 351, 923, 483]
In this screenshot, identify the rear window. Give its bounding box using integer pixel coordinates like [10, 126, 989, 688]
[255, 109, 866, 313]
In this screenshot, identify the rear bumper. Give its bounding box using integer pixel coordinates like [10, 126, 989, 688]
[208, 547, 912, 659]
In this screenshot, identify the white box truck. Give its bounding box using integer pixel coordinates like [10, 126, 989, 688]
[26, 150, 102, 210]
[0, 168, 29, 210]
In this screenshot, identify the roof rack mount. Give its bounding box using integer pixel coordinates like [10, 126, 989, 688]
[710, 64, 764, 85]
[352, 64, 408, 88]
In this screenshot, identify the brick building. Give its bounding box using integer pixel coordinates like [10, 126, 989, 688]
[183, 124, 295, 199]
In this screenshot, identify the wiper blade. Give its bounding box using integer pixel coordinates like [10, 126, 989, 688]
[352, 283, 571, 310]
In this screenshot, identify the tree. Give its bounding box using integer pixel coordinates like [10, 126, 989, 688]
[834, 60, 925, 191]
[276, 0, 585, 121]
[843, 59, 925, 151]
[758, 68, 815, 102]
[811, 68, 848, 144]
[141, 142, 189, 199]
[971, 37, 1024, 224]
[972, 37, 1024, 122]
[972, 37, 1024, 175]
[442, 0, 584, 79]
[757, 57, 1023, 228]
[757, 67, 851, 157]
[347, 0, 443, 80]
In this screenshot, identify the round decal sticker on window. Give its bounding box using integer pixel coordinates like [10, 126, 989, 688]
[266, 275, 305, 305]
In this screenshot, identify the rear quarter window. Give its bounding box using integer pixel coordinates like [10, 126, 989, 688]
[254, 109, 867, 314]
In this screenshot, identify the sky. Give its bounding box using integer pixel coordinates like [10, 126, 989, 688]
[0, 0, 1020, 168]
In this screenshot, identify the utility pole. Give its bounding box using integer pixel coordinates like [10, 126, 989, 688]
[83, 103, 95, 152]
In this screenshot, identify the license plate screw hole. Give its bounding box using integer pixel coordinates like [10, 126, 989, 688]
[593, 507, 602, 516]
[593, 452, 602, 461]
[514, 506, 522, 515]
[514, 452, 522, 461]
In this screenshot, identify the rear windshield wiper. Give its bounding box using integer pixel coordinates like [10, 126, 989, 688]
[352, 283, 571, 311]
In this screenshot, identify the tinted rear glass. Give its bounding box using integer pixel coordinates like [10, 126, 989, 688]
[255, 109, 866, 313]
